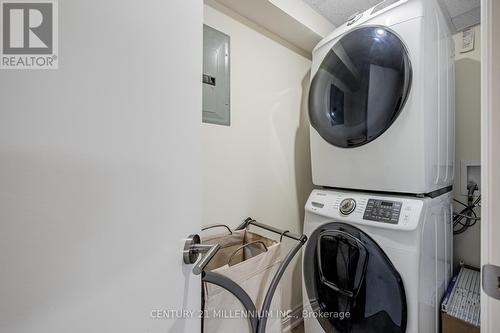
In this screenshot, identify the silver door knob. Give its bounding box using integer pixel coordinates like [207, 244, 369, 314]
[183, 234, 220, 275]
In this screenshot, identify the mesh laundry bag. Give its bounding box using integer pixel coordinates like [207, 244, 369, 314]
[202, 230, 283, 333]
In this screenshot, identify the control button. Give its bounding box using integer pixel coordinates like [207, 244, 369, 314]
[339, 198, 356, 215]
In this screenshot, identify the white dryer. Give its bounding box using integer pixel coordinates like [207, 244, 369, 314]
[308, 0, 455, 194]
[302, 189, 453, 333]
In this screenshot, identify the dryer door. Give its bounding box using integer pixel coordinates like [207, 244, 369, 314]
[309, 26, 412, 148]
[303, 222, 407, 333]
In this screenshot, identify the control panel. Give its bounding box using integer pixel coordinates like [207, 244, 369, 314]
[363, 199, 402, 224]
[305, 189, 424, 231]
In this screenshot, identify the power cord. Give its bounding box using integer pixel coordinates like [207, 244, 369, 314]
[453, 182, 481, 235]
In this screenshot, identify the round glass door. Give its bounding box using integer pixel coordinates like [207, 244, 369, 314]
[303, 222, 407, 333]
[309, 26, 412, 148]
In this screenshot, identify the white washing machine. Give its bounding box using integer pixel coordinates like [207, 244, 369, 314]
[302, 189, 453, 333]
[308, 0, 454, 194]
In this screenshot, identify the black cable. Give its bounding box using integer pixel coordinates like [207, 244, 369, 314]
[453, 198, 468, 208]
[454, 208, 478, 234]
[453, 213, 477, 235]
[453, 195, 481, 235]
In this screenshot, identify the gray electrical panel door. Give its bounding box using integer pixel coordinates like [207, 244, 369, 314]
[203, 25, 230, 126]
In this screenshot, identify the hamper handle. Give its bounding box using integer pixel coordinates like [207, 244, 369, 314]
[227, 241, 268, 267]
[201, 224, 232, 235]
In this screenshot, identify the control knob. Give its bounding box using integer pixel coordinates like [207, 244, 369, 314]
[339, 198, 356, 215]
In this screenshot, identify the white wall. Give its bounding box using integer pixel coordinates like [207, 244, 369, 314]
[0, 1, 202, 332]
[202, 4, 313, 314]
[452, 25, 481, 268]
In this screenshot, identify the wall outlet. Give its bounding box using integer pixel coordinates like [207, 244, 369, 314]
[460, 27, 475, 53]
[460, 160, 481, 196]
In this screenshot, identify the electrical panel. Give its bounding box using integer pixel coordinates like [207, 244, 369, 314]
[202, 25, 230, 126]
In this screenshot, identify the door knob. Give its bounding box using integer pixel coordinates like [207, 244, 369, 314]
[183, 234, 220, 275]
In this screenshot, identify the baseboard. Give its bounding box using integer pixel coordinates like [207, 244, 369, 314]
[282, 304, 304, 333]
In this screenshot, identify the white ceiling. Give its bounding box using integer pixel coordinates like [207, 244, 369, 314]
[302, 0, 480, 32]
[207, 0, 332, 57]
[302, 0, 383, 27]
[206, 0, 480, 57]
[442, 0, 480, 32]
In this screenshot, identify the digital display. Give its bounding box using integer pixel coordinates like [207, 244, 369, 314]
[363, 199, 402, 224]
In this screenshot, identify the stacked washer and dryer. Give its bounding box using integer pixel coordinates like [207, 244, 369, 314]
[302, 0, 454, 332]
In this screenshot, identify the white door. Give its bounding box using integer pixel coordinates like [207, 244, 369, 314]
[481, 0, 500, 331]
[0, 1, 202, 332]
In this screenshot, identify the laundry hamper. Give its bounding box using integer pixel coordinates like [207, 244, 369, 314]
[201, 229, 283, 333]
